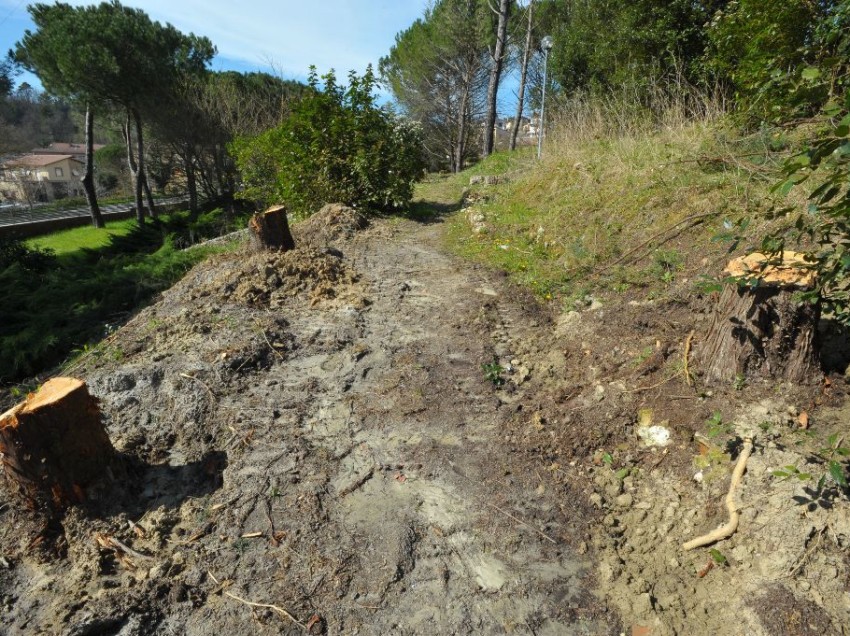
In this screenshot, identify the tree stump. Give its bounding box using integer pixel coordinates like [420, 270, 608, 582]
[248, 204, 296, 252]
[0, 378, 114, 510]
[695, 252, 821, 384]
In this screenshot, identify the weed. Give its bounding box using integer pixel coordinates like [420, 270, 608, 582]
[232, 538, 250, 555]
[651, 249, 682, 284]
[709, 549, 728, 566]
[733, 374, 747, 391]
[482, 359, 505, 387]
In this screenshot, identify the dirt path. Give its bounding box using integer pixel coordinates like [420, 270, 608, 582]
[0, 215, 614, 635]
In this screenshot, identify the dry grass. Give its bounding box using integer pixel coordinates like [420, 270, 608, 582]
[434, 82, 812, 305]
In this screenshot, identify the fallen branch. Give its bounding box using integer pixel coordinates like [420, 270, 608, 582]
[598, 211, 721, 274]
[683, 330, 695, 387]
[180, 373, 216, 401]
[95, 533, 153, 561]
[222, 589, 304, 629]
[337, 468, 374, 497]
[487, 503, 557, 545]
[682, 437, 754, 551]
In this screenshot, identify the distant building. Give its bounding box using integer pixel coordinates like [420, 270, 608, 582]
[31, 142, 105, 160]
[0, 154, 86, 203]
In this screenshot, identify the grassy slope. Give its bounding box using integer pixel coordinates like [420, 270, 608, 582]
[420, 118, 803, 306]
[1, 209, 247, 383]
[27, 218, 137, 255]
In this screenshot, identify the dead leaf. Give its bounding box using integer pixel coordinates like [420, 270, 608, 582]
[798, 412, 809, 430]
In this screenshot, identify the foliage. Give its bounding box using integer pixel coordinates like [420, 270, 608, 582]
[705, 0, 843, 121]
[233, 67, 425, 216]
[537, 0, 723, 94]
[0, 209, 233, 381]
[482, 359, 505, 386]
[767, 92, 850, 323]
[380, 0, 492, 172]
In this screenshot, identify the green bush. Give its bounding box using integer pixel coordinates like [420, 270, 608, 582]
[764, 91, 850, 323]
[232, 66, 425, 217]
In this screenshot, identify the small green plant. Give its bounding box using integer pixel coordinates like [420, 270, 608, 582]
[772, 464, 813, 482]
[706, 411, 733, 439]
[651, 249, 682, 284]
[733, 374, 747, 391]
[819, 434, 850, 489]
[482, 359, 505, 386]
[709, 549, 728, 566]
[233, 538, 250, 555]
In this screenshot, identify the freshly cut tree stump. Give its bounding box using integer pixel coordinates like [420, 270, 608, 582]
[0, 378, 114, 509]
[695, 251, 821, 384]
[248, 204, 296, 252]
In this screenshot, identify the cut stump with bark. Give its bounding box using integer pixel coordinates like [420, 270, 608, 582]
[248, 204, 296, 252]
[695, 251, 821, 384]
[0, 378, 114, 510]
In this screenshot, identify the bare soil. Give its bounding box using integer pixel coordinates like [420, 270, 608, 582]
[1, 206, 849, 635]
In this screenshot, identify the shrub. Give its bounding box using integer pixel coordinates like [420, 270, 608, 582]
[232, 66, 425, 217]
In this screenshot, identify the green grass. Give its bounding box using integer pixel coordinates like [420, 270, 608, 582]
[427, 116, 803, 306]
[27, 218, 137, 255]
[1, 208, 247, 382]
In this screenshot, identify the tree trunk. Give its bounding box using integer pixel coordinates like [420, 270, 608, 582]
[695, 253, 821, 384]
[135, 112, 157, 219]
[82, 103, 104, 228]
[186, 152, 198, 219]
[0, 378, 114, 511]
[510, 0, 534, 152]
[455, 78, 471, 173]
[142, 173, 157, 219]
[124, 110, 144, 224]
[483, 0, 511, 157]
[248, 205, 296, 252]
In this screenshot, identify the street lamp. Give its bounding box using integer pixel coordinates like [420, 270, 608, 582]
[537, 35, 554, 160]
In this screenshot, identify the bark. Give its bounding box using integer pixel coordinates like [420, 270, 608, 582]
[248, 205, 296, 252]
[510, 0, 534, 152]
[0, 378, 114, 511]
[455, 82, 470, 173]
[695, 283, 821, 384]
[136, 112, 157, 219]
[186, 152, 199, 218]
[483, 0, 511, 157]
[81, 103, 104, 228]
[124, 111, 144, 224]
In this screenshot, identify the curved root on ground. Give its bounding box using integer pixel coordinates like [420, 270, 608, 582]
[682, 436, 754, 551]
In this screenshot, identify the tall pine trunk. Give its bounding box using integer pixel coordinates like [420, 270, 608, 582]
[134, 112, 157, 219]
[81, 103, 104, 228]
[124, 110, 144, 224]
[185, 149, 198, 219]
[510, 0, 534, 151]
[483, 0, 511, 157]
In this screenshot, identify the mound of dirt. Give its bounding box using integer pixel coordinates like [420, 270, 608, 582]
[294, 202, 368, 248]
[189, 247, 360, 308]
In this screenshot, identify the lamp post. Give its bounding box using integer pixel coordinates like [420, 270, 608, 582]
[537, 35, 553, 160]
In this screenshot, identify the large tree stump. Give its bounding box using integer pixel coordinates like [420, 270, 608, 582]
[695, 252, 821, 384]
[0, 378, 114, 509]
[248, 204, 296, 252]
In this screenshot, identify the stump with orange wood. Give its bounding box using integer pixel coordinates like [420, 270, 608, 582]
[0, 377, 114, 510]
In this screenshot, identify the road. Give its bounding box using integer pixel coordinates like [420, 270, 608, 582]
[0, 197, 189, 228]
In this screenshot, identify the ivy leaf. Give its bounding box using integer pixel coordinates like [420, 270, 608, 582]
[801, 67, 821, 81]
[829, 461, 848, 488]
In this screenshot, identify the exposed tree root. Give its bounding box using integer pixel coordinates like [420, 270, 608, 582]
[682, 437, 754, 551]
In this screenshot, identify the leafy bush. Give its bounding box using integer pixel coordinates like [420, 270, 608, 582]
[232, 66, 425, 217]
[768, 91, 850, 322]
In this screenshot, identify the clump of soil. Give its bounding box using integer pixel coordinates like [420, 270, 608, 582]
[198, 247, 360, 308]
[294, 202, 368, 247]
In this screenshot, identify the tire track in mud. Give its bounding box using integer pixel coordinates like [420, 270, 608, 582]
[0, 218, 614, 635]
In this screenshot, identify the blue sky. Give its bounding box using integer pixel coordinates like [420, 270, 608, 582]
[0, 0, 430, 89]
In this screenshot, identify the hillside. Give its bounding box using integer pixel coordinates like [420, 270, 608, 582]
[1, 120, 849, 635]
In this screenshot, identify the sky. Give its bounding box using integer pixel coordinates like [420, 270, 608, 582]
[0, 0, 430, 90]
